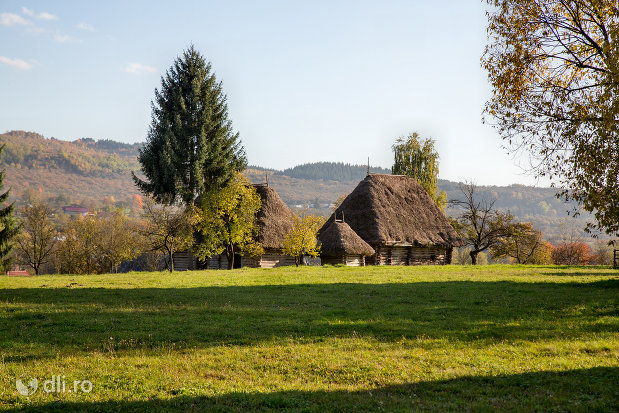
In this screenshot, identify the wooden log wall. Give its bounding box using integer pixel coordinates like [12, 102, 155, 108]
[172, 251, 197, 271]
[345, 255, 364, 266]
[321, 255, 365, 266]
[242, 250, 296, 268]
[370, 245, 451, 266]
[256, 253, 297, 268]
[207, 255, 229, 270]
[321, 257, 345, 266]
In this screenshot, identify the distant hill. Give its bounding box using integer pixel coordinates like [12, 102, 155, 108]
[0, 130, 142, 208]
[277, 162, 391, 181]
[1, 130, 141, 175]
[1, 130, 599, 242]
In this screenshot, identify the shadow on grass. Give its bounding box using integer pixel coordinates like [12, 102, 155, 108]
[1, 279, 617, 354]
[4, 367, 617, 412]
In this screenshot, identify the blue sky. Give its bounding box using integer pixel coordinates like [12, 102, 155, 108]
[0, 1, 547, 186]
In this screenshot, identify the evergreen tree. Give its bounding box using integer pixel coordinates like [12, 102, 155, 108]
[133, 46, 247, 206]
[0, 144, 19, 272]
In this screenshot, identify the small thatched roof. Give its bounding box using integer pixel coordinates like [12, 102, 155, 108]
[318, 221, 375, 257]
[254, 185, 295, 250]
[320, 174, 463, 247]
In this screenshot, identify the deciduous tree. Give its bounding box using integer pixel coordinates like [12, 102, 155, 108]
[483, 0, 619, 236]
[56, 214, 142, 274]
[95, 212, 142, 273]
[392, 132, 446, 209]
[450, 181, 513, 265]
[590, 239, 614, 265]
[140, 199, 197, 272]
[282, 211, 324, 266]
[133, 45, 246, 206]
[15, 201, 57, 274]
[491, 222, 551, 264]
[195, 173, 262, 269]
[56, 216, 99, 274]
[551, 242, 593, 265]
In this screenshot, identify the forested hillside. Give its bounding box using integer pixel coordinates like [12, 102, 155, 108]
[1, 130, 140, 175]
[1, 131, 142, 209]
[276, 162, 391, 181]
[1, 130, 599, 242]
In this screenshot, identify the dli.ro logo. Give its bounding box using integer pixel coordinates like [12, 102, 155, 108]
[16, 376, 92, 395]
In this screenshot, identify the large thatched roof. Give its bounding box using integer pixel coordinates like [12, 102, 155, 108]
[254, 185, 295, 249]
[318, 221, 375, 257]
[320, 174, 463, 247]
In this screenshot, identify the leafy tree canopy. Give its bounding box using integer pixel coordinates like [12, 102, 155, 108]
[133, 45, 246, 206]
[282, 210, 324, 266]
[491, 222, 551, 264]
[483, 0, 619, 236]
[195, 173, 262, 269]
[15, 201, 57, 275]
[140, 199, 197, 272]
[392, 132, 447, 210]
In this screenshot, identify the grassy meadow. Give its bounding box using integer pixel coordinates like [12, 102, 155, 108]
[0, 265, 617, 412]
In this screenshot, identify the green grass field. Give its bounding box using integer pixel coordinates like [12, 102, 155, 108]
[0, 265, 617, 412]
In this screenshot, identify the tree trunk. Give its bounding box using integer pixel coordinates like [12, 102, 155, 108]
[168, 249, 174, 272]
[470, 250, 478, 265]
[227, 244, 234, 270]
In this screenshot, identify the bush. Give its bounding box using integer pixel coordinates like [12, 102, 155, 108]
[551, 242, 594, 265]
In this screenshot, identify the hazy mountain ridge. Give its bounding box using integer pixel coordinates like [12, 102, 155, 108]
[1, 131, 596, 241]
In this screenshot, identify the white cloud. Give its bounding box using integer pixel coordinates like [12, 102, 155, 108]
[53, 33, 78, 43]
[76, 22, 94, 31]
[22, 7, 57, 21]
[0, 56, 34, 71]
[37, 12, 58, 21]
[1, 12, 32, 26]
[125, 62, 156, 74]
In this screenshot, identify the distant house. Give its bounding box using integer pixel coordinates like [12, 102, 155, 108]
[319, 174, 463, 265]
[216, 184, 297, 269]
[62, 204, 89, 217]
[175, 184, 297, 270]
[318, 219, 375, 266]
[173, 250, 198, 271]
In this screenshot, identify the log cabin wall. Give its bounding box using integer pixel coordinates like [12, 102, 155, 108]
[321, 255, 365, 266]
[370, 245, 452, 266]
[171, 250, 197, 271]
[344, 255, 365, 266]
[321, 256, 345, 266]
[242, 249, 296, 268]
[207, 254, 229, 270]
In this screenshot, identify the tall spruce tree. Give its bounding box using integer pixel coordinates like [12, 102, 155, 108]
[133, 46, 247, 206]
[0, 144, 19, 272]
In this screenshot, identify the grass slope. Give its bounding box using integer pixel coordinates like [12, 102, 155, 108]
[0, 265, 617, 412]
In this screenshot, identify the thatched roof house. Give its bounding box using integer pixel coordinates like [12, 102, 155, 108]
[253, 184, 295, 250]
[177, 184, 298, 270]
[318, 220, 375, 266]
[227, 184, 296, 268]
[320, 174, 462, 265]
